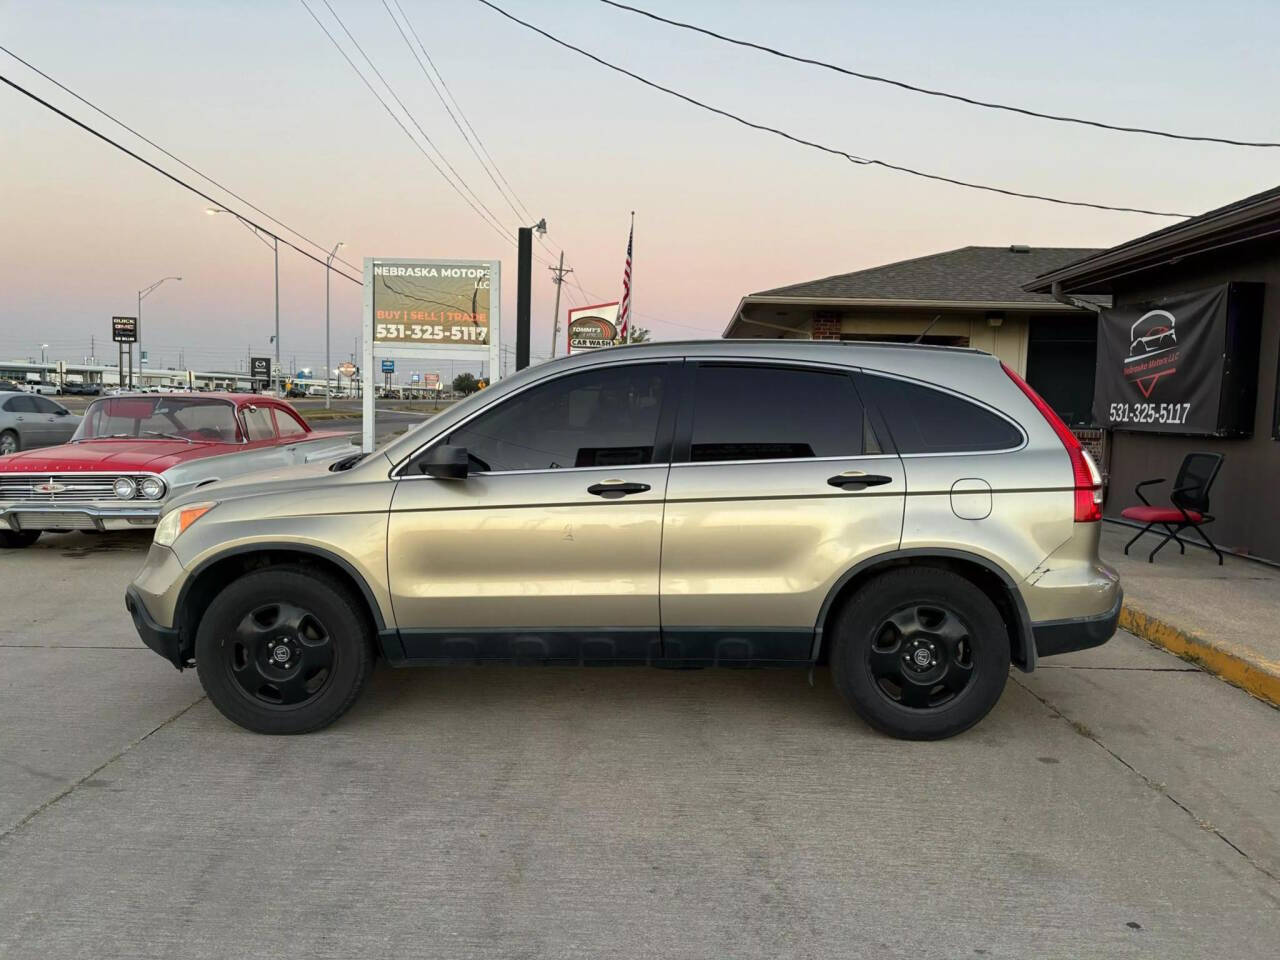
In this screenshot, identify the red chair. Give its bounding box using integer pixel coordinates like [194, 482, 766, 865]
[1121, 452, 1225, 564]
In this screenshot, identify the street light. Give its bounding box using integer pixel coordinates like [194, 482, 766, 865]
[40, 343, 48, 365]
[325, 241, 344, 409]
[138, 276, 182, 390]
[206, 207, 279, 394]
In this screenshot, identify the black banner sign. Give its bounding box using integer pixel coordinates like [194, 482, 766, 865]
[1093, 283, 1262, 436]
[112, 316, 138, 343]
[250, 356, 272, 381]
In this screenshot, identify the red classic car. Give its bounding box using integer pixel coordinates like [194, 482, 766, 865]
[0, 393, 354, 547]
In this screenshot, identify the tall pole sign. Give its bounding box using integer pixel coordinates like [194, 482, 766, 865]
[363, 258, 501, 452]
[112, 316, 138, 391]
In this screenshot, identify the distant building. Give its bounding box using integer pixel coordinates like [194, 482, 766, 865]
[724, 246, 1108, 426]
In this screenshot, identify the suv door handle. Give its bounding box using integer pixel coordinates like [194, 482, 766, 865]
[587, 480, 651, 497]
[828, 473, 893, 491]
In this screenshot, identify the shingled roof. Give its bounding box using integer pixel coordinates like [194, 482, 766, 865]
[752, 246, 1102, 305]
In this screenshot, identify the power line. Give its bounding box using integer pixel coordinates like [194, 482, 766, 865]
[298, 0, 516, 246]
[471, 0, 1192, 218]
[0, 46, 365, 276]
[360, 2, 597, 304]
[0, 71, 364, 283]
[315, 0, 518, 240]
[384, 0, 533, 225]
[598, 1, 1280, 150]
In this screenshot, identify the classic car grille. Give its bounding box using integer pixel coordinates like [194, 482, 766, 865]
[0, 474, 154, 503]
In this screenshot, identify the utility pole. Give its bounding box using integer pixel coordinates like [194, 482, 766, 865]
[548, 251, 572, 358]
[325, 241, 344, 408]
[516, 218, 546, 371]
[273, 236, 280, 396]
[516, 228, 532, 370]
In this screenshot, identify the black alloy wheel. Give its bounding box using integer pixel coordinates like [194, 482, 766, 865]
[830, 567, 1010, 740]
[226, 601, 337, 708]
[195, 567, 374, 734]
[867, 603, 975, 709]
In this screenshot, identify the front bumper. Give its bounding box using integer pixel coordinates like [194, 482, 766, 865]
[1, 502, 161, 532]
[1032, 590, 1124, 658]
[125, 584, 187, 669]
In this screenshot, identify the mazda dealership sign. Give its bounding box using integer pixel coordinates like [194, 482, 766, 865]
[1093, 283, 1264, 436]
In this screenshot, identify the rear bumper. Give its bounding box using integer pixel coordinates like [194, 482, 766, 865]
[125, 585, 187, 670]
[1032, 590, 1123, 658]
[1, 502, 160, 532]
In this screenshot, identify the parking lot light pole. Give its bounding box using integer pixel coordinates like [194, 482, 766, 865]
[137, 275, 182, 390]
[325, 241, 344, 409]
[206, 207, 279, 393]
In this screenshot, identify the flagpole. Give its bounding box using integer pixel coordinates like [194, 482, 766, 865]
[627, 211, 634, 343]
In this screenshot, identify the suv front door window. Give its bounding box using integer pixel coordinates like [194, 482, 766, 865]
[388, 362, 678, 661]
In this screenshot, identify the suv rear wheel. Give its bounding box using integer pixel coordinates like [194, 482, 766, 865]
[830, 568, 1010, 740]
[194, 567, 374, 734]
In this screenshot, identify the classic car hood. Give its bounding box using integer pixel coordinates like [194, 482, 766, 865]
[0, 439, 239, 473]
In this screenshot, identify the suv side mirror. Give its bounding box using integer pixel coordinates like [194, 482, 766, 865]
[420, 444, 469, 480]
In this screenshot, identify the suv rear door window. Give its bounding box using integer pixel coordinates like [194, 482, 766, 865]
[688, 364, 866, 462]
[858, 373, 1022, 453]
[446, 362, 671, 471]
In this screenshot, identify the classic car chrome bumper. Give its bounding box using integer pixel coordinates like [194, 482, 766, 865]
[0, 501, 162, 532]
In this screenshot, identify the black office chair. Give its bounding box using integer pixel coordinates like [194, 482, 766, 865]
[1120, 452, 1225, 564]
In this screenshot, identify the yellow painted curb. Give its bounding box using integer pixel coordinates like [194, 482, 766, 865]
[1120, 604, 1280, 709]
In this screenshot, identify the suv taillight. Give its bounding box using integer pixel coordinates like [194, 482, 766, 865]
[1002, 363, 1102, 522]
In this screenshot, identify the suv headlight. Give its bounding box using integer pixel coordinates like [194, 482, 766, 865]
[139, 476, 166, 500]
[154, 501, 217, 547]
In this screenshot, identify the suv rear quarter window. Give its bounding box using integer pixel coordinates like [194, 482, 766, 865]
[858, 373, 1022, 454]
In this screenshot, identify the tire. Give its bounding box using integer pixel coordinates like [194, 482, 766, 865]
[0, 430, 18, 456]
[194, 567, 374, 734]
[830, 567, 1010, 740]
[0, 529, 41, 549]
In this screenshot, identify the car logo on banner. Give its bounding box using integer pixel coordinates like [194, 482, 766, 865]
[1123, 309, 1180, 398]
[34, 482, 67, 495]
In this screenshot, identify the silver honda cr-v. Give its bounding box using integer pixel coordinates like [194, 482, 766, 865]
[126, 340, 1121, 739]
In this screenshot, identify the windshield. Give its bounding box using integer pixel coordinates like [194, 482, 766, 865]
[73, 396, 244, 442]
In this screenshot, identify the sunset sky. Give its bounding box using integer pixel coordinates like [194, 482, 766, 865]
[2, 0, 1277, 378]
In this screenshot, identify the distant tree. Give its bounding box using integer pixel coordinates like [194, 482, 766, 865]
[452, 372, 479, 395]
[627, 325, 651, 343]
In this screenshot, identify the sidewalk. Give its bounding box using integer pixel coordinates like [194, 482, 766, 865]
[1100, 521, 1280, 707]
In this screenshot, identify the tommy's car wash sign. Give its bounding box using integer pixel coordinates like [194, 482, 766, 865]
[567, 302, 621, 353]
[1093, 282, 1263, 436]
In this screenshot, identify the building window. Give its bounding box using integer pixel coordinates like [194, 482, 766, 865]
[1024, 315, 1098, 427]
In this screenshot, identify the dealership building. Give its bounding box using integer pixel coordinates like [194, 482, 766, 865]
[1028, 186, 1280, 561]
[722, 246, 1108, 428]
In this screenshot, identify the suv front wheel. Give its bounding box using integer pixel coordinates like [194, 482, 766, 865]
[194, 567, 374, 734]
[830, 568, 1010, 740]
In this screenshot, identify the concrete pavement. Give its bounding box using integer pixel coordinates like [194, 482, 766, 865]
[1, 532, 1278, 958]
[1101, 521, 1280, 706]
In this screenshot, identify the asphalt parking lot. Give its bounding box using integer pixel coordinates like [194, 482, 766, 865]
[2, 532, 1278, 959]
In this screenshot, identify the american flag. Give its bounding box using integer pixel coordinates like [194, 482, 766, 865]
[617, 214, 633, 343]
